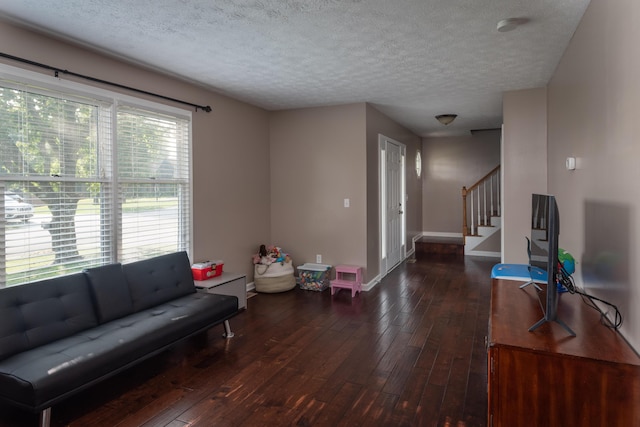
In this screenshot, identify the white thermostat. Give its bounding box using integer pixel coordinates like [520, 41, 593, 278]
[566, 157, 576, 170]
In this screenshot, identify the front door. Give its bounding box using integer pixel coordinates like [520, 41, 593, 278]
[380, 136, 405, 275]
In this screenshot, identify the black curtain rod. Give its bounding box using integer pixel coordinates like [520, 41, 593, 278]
[0, 52, 212, 112]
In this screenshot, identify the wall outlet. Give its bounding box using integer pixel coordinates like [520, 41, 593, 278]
[344, 198, 350, 208]
[316, 254, 322, 263]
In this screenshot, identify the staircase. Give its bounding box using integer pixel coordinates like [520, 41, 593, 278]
[462, 166, 501, 257]
[464, 215, 501, 256]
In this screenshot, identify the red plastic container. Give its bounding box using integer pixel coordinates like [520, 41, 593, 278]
[191, 260, 223, 280]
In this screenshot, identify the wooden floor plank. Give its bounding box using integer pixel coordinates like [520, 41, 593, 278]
[311, 381, 363, 426]
[0, 256, 496, 427]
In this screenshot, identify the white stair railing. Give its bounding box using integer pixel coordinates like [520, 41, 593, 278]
[462, 165, 500, 242]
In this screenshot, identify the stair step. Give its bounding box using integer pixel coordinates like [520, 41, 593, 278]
[416, 237, 464, 259]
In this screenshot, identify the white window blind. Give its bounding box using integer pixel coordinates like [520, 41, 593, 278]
[116, 106, 190, 263]
[0, 77, 191, 287]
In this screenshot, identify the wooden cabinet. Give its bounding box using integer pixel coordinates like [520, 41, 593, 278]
[488, 279, 640, 426]
[195, 272, 247, 310]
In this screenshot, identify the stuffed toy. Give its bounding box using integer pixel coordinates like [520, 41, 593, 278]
[253, 244, 291, 265]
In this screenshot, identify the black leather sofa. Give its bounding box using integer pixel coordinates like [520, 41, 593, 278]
[0, 251, 240, 427]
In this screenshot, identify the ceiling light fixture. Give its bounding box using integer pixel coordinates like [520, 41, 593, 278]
[435, 114, 457, 126]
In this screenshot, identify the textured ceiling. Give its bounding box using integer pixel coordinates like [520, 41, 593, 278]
[0, 0, 591, 136]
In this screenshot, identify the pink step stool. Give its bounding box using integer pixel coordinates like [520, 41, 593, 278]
[330, 265, 362, 297]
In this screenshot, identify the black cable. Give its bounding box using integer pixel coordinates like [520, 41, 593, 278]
[557, 261, 623, 329]
[0, 51, 212, 112]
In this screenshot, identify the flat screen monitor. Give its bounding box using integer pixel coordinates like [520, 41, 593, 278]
[528, 193, 574, 336]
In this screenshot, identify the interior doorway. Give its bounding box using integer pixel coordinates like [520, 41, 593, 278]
[379, 134, 406, 277]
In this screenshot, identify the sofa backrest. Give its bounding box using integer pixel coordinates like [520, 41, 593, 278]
[122, 251, 196, 312]
[0, 273, 98, 361]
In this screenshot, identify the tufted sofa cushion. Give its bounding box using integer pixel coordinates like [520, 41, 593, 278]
[0, 273, 98, 362]
[122, 251, 196, 312]
[84, 263, 134, 323]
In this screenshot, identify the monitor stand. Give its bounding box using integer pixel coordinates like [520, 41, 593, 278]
[527, 283, 576, 337]
[529, 316, 576, 336]
[519, 280, 542, 291]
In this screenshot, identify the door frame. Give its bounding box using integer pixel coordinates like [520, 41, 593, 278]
[378, 134, 406, 278]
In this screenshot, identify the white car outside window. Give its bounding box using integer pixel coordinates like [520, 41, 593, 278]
[4, 192, 34, 222]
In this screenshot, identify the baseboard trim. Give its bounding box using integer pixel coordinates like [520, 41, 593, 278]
[421, 231, 464, 238]
[465, 250, 501, 258]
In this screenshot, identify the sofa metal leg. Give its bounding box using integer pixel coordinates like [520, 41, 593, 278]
[39, 408, 51, 427]
[223, 320, 235, 338]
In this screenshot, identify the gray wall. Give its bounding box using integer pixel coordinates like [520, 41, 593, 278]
[421, 130, 501, 235]
[269, 103, 422, 283]
[546, 0, 640, 352]
[269, 104, 368, 275]
[502, 88, 548, 265]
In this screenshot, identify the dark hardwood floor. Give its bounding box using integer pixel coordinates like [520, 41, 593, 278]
[0, 255, 497, 427]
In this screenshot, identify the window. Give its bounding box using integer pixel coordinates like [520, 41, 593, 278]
[0, 67, 191, 287]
